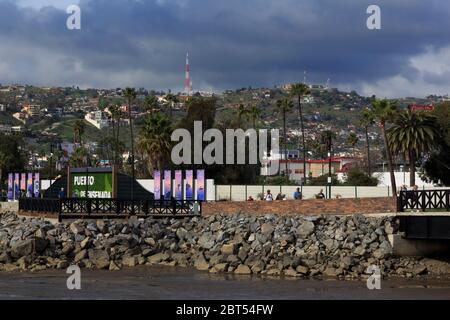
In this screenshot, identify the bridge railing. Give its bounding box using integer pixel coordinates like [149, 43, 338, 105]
[19, 198, 202, 221]
[397, 189, 450, 212]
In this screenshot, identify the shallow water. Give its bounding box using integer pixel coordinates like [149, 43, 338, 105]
[1, 266, 450, 300]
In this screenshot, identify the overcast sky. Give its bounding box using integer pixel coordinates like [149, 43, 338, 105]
[1, 0, 449, 98]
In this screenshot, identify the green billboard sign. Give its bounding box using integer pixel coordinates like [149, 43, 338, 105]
[70, 172, 113, 198]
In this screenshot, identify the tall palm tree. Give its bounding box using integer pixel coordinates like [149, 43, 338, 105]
[124, 87, 137, 200]
[165, 93, 178, 119]
[347, 132, 359, 156]
[360, 108, 375, 176]
[369, 99, 398, 196]
[387, 110, 439, 186]
[249, 105, 262, 129]
[137, 112, 172, 175]
[109, 104, 123, 165]
[72, 119, 85, 144]
[236, 104, 250, 128]
[144, 95, 159, 114]
[276, 97, 294, 181]
[320, 129, 336, 176]
[290, 83, 311, 183]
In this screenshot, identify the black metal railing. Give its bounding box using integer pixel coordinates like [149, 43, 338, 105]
[397, 189, 450, 212]
[19, 198, 202, 221]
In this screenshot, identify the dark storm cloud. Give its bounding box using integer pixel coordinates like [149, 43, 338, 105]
[0, 0, 449, 97]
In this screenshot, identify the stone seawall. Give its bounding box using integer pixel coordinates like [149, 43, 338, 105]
[203, 197, 397, 216]
[1, 212, 449, 278]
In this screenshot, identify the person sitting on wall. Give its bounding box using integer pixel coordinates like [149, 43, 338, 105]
[316, 189, 325, 199]
[247, 196, 254, 201]
[275, 192, 284, 201]
[293, 187, 302, 200]
[264, 190, 273, 201]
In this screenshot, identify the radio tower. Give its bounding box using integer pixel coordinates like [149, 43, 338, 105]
[184, 52, 192, 96]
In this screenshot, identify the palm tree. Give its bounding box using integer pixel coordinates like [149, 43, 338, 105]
[236, 104, 250, 128]
[347, 132, 359, 156]
[249, 105, 262, 129]
[369, 99, 398, 196]
[320, 129, 336, 172]
[290, 83, 311, 183]
[276, 98, 294, 181]
[69, 146, 88, 168]
[137, 112, 172, 175]
[387, 110, 439, 186]
[108, 103, 123, 165]
[165, 93, 179, 119]
[360, 108, 375, 176]
[144, 95, 159, 114]
[123, 87, 137, 200]
[72, 119, 85, 144]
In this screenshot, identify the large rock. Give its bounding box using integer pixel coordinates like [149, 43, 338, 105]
[194, 254, 210, 271]
[10, 239, 34, 258]
[354, 246, 366, 256]
[61, 243, 75, 255]
[74, 249, 87, 262]
[197, 233, 215, 249]
[221, 243, 236, 255]
[296, 265, 309, 275]
[122, 255, 138, 267]
[147, 252, 170, 264]
[261, 223, 274, 235]
[210, 263, 228, 273]
[88, 249, 110, 269]
[234, 264, 251, 275]
[109, 260, 121, 271]
[422, 259, 450, 275]
[70, 222, 85, 235]
[296, 221, 315, 238]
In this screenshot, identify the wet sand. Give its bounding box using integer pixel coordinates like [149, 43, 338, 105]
[1, 266, 450, 300]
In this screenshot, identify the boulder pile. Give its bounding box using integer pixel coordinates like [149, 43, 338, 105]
[1, 212, 449, 278]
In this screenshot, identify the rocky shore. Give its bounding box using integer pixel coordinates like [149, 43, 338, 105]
[1, 212, 449, 278]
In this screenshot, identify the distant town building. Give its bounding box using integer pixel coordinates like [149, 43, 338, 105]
[84, 111, 109, 129]
[261, 156, 360, 182]
[0, 124, 23, 134]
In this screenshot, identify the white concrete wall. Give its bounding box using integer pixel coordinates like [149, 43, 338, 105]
[215, 185, 391, 200]
[42, 178, 450, 202]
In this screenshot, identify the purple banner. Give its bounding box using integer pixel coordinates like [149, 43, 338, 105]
[7, 173, 13, 201]
[196, 170, 205, 201]
[153, 171, 161, 200]
[163, 170, 171, 200]
[34, 173, 40, 198]
[21, 173, 26, 194]
[185, 170, 193, 200]
[14, 173, 19, 201]
[27, 173, 33, 197]
[174, 170, 182, 200]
